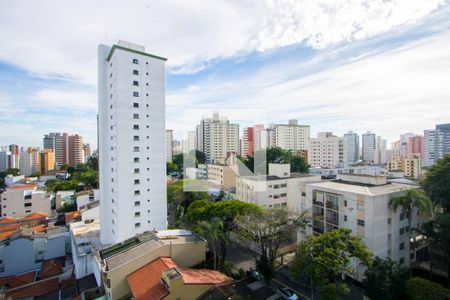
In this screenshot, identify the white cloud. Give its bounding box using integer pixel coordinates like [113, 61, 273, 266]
[31, 89, 97, 111]
[0, 0, 446, 83]
[167, 31, 450, 143]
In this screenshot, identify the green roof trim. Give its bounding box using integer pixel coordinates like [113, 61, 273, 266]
[106, 44, 167, 62]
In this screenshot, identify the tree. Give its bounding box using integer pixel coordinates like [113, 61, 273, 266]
[72, 170, 99, 190]
[196, 218, 227, 270]
[363, 257, 410, 300]
[406, 277, 450, 300]
[195, 150, 206, 164]
[291, 156, 309, 173]
[291, 228, 373, 300]
[45, 179, 80, 193]
[235, 207, 310, 282]
[167, 161, 178, 174]
[422, 155, 450, 212]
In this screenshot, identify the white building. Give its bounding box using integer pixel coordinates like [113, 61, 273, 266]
[196, 112, 239, 163]
[309, 165, 382, 177]
[236, 163, 320, 211]
[19, 149, 40, 176]
[362, 131, 376, 163]
[0, 184, 52, 218]
[308, 132, 344, 168]
[182, 131, 196, 154]
[343, 131, 359, 165]
[274, 120, 310, 152]
[302, 174, 421, 280]
[424, 129, 436, 167]
[165, 129, 174, 162]
[98, 41, 167, 245]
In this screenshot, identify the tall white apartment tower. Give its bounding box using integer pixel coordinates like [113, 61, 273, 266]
[98, 41, 167, 245]
[343, 131, 359, 165]
[424, 129, 436, 167]
[274, 120, 310, 152]
[362, 131, 376, 163]
[165, 129, 174, 162]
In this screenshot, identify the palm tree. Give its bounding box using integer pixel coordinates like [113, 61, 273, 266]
[197, 218, 227, 270]
[390, 188, 433, 271]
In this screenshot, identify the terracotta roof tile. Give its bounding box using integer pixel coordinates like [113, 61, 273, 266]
[6, 278, 59, 298]
[0, 271, 36, 288]
[40, 259, 63, 279]
[127, 257, 170, 300]
[180, 269, 232, 285]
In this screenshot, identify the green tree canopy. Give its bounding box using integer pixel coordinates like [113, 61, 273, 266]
[291, 228, 373, 300]
[406, 277, 450, 300]
[241, 147, 309, 174]
[422, 155, 450, 212]
[363, 257, 410, 300]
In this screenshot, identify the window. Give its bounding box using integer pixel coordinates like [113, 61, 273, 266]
[134, 201, 140, 206]
[133, 91, 139, 97]
[399, 242, 405, 250]
[400, 213, 405, 221]
[344, 215, 347, 222]
[133, 125, 139, 130]
[133, 102, 139, 108]
[134, 168, 140, 174]
[280, 183, 287, 188]
[133, 70, 139, 75]
[274, 184, 280, 189]
[133, 81, 139, 86]
[388, 218, 391, 224]
[133, 135, 140, 141]
[134, 146, 140, 152]
[133, 113, 139, 119]
[399, 257, 405, 264]
[135, 212, 141, 217]
[132, 58, 139, 64]
[134, 190, 140, 195]
[400, 227, 405, 235]
[357, 219, 365, 227]
[135, 223, 141, 228]
[134, 179, 140, 185]
[134, 157, 140, 163]
[280, 193, 287, 197]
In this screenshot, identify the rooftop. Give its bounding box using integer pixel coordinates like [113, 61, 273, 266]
[307, 180, 416, 196]
[241, 173, 317, 181]
[70, 219, 103, 256]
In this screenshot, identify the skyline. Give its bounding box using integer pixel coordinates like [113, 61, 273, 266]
[1, 1, 450, 147]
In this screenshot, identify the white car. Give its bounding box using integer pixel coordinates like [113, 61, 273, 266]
[277, 287, 299, 300]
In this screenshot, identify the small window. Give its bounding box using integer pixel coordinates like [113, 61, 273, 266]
[24, 203, 32, 207]
[399, 257, 405, 264]
[133, 70, 139, 75]
[400, 213, 405, 221]
[134, 146, 140, 152]
[133, 113, 139, 119]
[134, 168, 140, 174]
[344, 215, 347, 222]
[134, 190, 140, 195]
[400, 228, 404, 235]
[134, 201, 140, 206]
[357, 219, 365, 227]
[133, 81, 139, 86]
[135, 223, 141, 228]
[133, 125, 139, 130]
[134, 157, 140, 163]
[344, 200, 347, 207]
[387, 218, 391, 224]
[132, 58, 139, 64]
[134, 179, 140, 185]
[133, 136, 140, 141]
[280, 183, 287, 188]
[133, 102, 139, 108]
[135, 212, 140, 217]
[133, 91, 139, 97]
[399, 242, 405, 250]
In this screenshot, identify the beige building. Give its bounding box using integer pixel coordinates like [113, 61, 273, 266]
[0, 184, 52, 218]
[387, 155, 422, 179]
[201, 163, 238, 189]
[96, 230, 208, 300]
[39, 150, 55, 175]
[308, 132, 344, 168]
[236, 163, 320, 211]
[274, 120, 310, 152]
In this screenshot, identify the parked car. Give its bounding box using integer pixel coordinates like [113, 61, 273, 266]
[277, 287, 299, 300]
[249, 269, 262, 281]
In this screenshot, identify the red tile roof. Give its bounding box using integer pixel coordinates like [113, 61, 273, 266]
[0, 213, 48, 240]
[65, 211, 81, 224]
[0, 271, 36, 288]
[5, 278, 59, 298]
[7, 184, 37, 190]
[40, 259, 63, 279]
[127, 257, 232, 300]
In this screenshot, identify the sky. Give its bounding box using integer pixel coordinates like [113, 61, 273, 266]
[0, 0, 449, 149]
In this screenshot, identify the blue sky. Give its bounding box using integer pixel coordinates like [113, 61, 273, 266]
[0, 0, 449, 149]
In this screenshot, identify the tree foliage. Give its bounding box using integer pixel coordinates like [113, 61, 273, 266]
[422, 155, 450, 212]
[196, 218, 227, 270]
[363, 257, 410, 300]
[240, 147, 309, 173]
[291, 228, 372, 300]
[406, 277, 450, 300]
[45, 179, 80, 193]
[235, 207, 310, 282]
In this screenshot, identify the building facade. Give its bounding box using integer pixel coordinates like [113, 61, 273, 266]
[308, 132, 344, 168]
[362, 131, 376, 163]
[166, 129, 174, 162]
[423, 129, 436, 167]
[0, 185, 52, 218]
[98, 41, 168, 244]
[343, 131, 359, 165]
[274, 120, 310, 152]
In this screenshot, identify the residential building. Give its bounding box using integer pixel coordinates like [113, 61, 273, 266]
[343, 131, 359, 165]
[408, 135, 424, 159]
[362, 131, 376, 163]
[303, 174, 420, 279]
[274, 120, 310, 152]
[201, 163, 238, 189]
[309, 165, 382, 177]
[404, 156, 421, 179]
[0, 213, 69, 277]
[236, 163, 321, 211]
[374, 136, 390, 165]
[20, 148, 41, 176]
[424, 129, 436, 167]
[173, 139, 182, 156]
[242, 127, 254, 157]
[69, 134, 84, 167]
[43, 133, 84, 168]
[308, 132, 344, 168]
[182, 131, 196, 154]
[43, 133, 58, 153]
[166, 129, 174, 162]
[39, 150, 55, 175]
[0, 184, 52, 218]
[387, 156, 404, 173]
[83, 143, 92, 163]
[98, 41, 168, 245]
[436, 123, 450, 161]
[96, 230, 207, 299]
[196, 112, 239, 163]
[253, 124, 266, 152]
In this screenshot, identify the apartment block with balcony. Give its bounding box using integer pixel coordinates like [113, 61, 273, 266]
[0, 184, 52, 218]
[308, 132, 344, 168]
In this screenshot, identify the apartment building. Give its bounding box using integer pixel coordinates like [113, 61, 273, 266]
[236, 163, 320, 211]
[39, 150, 55, 175]
[166, 129, 174, 162]
[19, 148, 40, 176]
[0, 184, 52, 218]
[253, 124, 266, 152]
[83, 143, 92, 162]
[408, 135, 424, 159]
[43, 133, 84, 168]
[362, 131, 376, 163]
[424, 129, 436, 167]
[201, 163, 238, 189]
[182, 131, 196, 154]
[343, 131, 359, 165]
[388, 156, 422, 179]
[242, 127, 254, 157]
[196, 112, 239, 163]
[274, 120, 310, 152]
[436, 123, 450, 161]
[302, 174, 420, 280]
[98, 41, 167, 245]
[308, 132, 344, 168]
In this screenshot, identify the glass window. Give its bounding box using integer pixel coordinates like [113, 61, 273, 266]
[134, 157, 140, 163]
[133, 81, 139, 86]
[399, 242, 405, 250]
[132, 58, 139, 64]
[133, 125, 139, 130]
[133, 102, 139, 108]
[357, 219, 365, 226]
[133, 70, 139, 75]
[133, 91, 139, 97]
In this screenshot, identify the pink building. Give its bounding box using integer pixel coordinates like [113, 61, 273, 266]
[408, 135, 424, 159]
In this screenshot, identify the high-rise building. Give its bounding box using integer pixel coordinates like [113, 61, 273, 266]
[182, 131, 196, 154]
[196, 112, 239, 163]
[83, 143, 92, 163]
[43, 133, 84, 168]
[424, 129, 436, 167]
[362, 131, 376, 163]
[43, 133, 57, 153]
[436, 123, 450, 161]
[274, 120, 310, 152]
[98, 41, 167, 244]
[20, 148, 41, 176]
[69, 134, 84, 167]
[39, 150, 55, 175]
[408, 135, 424, 159]
[253, 124, 266, 152]
[308, 132, 344, 168]
[242, 127, 254, 157]
[343, 131, 359, 165]
[166, 129, 173, 162]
